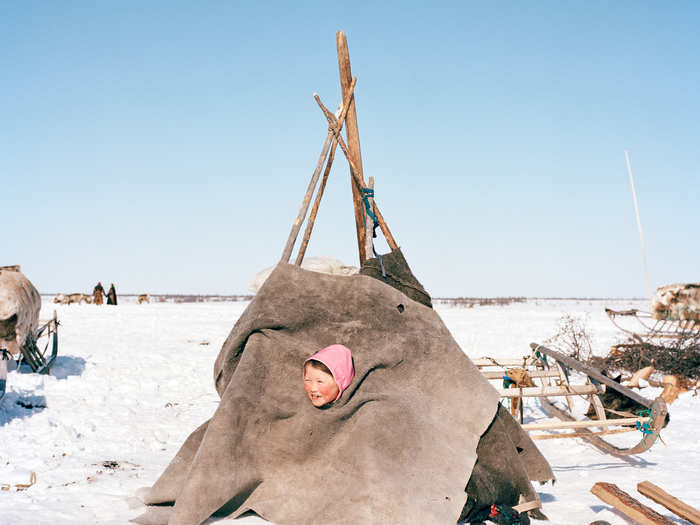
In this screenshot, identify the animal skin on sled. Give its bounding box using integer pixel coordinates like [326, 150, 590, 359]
[0, 267, 41, 356]
[651, 283, 700, 321]
[137, 258, 553, 525]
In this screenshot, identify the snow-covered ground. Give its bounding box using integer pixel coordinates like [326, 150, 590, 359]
[1, 297, 698, 524]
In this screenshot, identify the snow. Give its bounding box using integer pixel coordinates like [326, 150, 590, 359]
[1, 297, 698, 524]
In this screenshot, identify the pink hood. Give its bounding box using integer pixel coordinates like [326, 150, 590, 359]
[305, 344, 355, 401]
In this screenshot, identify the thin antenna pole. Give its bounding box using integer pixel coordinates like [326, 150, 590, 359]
[624, 150, 652, 302]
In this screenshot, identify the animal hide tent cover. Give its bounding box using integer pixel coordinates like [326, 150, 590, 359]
[138, 257, 553, 525]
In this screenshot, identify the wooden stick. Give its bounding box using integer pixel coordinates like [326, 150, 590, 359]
[637, 481, 700, 524]
[337, 31, 367, 265]
[531, 427, 637, 440]
[481, 369, 562, 379]
[295, 135, 337, 266]
[590, 482, 676, 525]
[497, 384, 600, 398]
[314, 95, 399, 252]
[364, 177, 375, 261]
[522, 417, 648, 431]
[279, 78, 357, 263]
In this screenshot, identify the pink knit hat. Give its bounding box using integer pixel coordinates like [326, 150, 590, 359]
[305, 344, 355, 401]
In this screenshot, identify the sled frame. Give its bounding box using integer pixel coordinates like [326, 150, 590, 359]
[605, 307, 700, 343]
[475, 343, 668, 456]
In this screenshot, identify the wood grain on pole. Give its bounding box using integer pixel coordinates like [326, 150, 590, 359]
[280, 79, 356, 263]
[314, 94, 399, 252]
[590, 482, 676, 525]
[364, 177, 375, 261]
[337, 30, 367, 264]
[637, 481, 700, 524]
[295, 137, 337, 266]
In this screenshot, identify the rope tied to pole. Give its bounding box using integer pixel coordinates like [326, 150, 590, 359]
[635, 408, 654, 435]
[360, 186, 385, 276]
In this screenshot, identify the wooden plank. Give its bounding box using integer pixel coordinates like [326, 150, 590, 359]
[473, 357, 537, 367]
[540, 396, 666, 456]
[590, 482, 676, 525]
[531, 428, 636, 440]
[481, 369, 561, 379]
[497, 384, 600, 398]
[637, 481, 700, 524]
[523, 417, 647, 431]
[336, 30, 367, 265]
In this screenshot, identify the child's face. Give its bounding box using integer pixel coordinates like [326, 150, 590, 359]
[303, 365, 339, 407]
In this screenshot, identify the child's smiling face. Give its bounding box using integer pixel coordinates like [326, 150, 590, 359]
[303, 363, 339, 407]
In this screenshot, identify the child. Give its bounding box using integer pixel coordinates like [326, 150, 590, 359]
[303, 344, 354, 408]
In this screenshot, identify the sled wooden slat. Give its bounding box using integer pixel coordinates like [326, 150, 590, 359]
[591, 482, 676, 525]
[530, 427, 637, 440]
[637, 481, 700, 524]
[497, 384, 600, 398]
[481, 369, 561, 379]
[474, 358, 540, 367]
[522, 416, 647, 431]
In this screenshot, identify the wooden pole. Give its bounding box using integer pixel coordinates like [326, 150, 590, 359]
[314, 94, 399, 251]
[337, 30, 367, 265]
[625, 150, 653, 304]
[295, 136, 337, 266]
[591, 482, 676, 525]
[280, 78, 356, 263]
[637, 481, 700, 524]
[364, 177, 375, 260]
[522, 416, 649, 431]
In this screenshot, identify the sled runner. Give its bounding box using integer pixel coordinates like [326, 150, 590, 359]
[20, 311, 59, 374]
[605, 306, 700, 343]
[475, 343, 668, 456]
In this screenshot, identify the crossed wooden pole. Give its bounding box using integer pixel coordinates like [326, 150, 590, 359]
[280, 31, 398, 267]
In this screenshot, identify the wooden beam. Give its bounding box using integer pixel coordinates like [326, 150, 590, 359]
[336, 30, 367, 265]
[590, 482, 676, 525]
[522, 417, 647, 431]
[473, 357, 536, 367]
[497, 384, 600, 398]
[295, 136, 337, 266]
[531, 428, 636, 440]
[279, 78, 356, 263]
[314, 95, 399, 252]
[481, 369, 561, 379]
[637, 481, 700, 524]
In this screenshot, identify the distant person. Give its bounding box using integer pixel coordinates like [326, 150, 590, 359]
[93, 282, 105, 305]
[106, 283, 118, 305]
[303, 344, 354, 408]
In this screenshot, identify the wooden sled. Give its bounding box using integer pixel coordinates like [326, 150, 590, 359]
[605, 307, 700, 344]
[474, 343, 668, 456]
[0, 311, 59, 407]
[20, 310, 59, 374]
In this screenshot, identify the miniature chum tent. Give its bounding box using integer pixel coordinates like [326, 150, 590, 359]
[136, 32, 553, 525]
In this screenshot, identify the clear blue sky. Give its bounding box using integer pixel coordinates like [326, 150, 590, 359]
[3, 2, 699, 297]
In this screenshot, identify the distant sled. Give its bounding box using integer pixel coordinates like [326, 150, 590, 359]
[606, 283, 700, 345]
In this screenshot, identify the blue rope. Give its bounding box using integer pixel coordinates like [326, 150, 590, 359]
[361, 187, 385, 277]
[635, 409, 654, 435]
